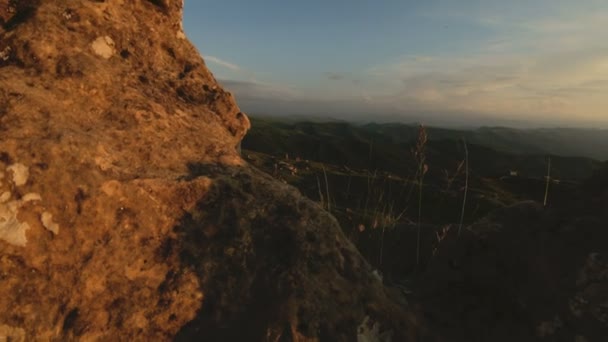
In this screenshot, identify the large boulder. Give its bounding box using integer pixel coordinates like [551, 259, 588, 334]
[0, 1, 420, 340]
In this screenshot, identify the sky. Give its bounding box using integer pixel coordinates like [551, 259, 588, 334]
[183, 0, 608, 128]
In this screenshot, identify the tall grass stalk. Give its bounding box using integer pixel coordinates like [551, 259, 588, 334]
[414, 125, 428, 268]
[379, 224, 387, 267]
[363, 170, 378, 219]
[458, 139, 469, 237]
[316, 174, 325, 209]
[322, 165, 331, 211]
[435, 159, 465, 216]
[543, 156, 551, 207]
[345, 174, 352, 200]
[416, 179, 423, 267]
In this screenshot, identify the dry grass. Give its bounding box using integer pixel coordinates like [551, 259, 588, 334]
[309, 127, 478, 273]
[544, 156, 551, 207]
[413, 125, 428, 268]
[458, 139, 469, 237]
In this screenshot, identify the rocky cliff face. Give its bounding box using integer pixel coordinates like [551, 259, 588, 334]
[0, 1, 420, 340]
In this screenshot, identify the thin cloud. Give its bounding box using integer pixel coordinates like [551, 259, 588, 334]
[360, 4, 608, 127]
[204, 55, 241, 71]
[324, 72, 347, 81]
[190, 1, 608, 128]
[219, 79, 301, 100]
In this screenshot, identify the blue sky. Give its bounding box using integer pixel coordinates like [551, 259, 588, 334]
[183, 0, 608, 128]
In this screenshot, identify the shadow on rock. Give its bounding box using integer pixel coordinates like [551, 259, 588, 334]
[173, 164, 424, 341]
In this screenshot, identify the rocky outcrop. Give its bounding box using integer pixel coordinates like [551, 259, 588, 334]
[413, 201, 608, 342]
[0, 1, 421, 340]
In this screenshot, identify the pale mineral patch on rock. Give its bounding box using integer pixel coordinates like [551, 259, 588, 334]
[7, 163, 29, 186]
[0, 46, 11, 61]
[0, 200, 30, 247]
[21, 193, 42, 203]
[91, 36, 116, 59]
[0, 192, 10, 203]
[41, 212, 59, 235]
[0, 162, 46, 245]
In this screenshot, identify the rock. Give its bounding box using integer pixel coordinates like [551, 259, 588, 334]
[413, 200, 608, 341]
[0, 1, 421, 341]
[570, 253, 608, 326]
[357, 316, 393, 342]
[0, 324, 26, 342]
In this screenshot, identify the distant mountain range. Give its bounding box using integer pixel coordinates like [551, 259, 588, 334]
[362, 124, 608, 161]
[243, 117, 603, 182]
[246, 115, 608, 161]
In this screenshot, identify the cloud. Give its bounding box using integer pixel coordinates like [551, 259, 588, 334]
[324, 72, 347, 81]
[219, 79, 301, 101]
[359, 4, 608, 127]
[204, 55, 241, 71]
[218, 79, 388, 120]
[196, 2, 608, 128]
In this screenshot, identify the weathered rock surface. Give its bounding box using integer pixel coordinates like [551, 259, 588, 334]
[0, 1, 421, 340]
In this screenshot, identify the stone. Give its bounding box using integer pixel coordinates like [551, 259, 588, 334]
[0, 1, 420, 340]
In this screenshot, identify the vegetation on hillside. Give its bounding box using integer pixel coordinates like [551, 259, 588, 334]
[241, 116, 601, 276]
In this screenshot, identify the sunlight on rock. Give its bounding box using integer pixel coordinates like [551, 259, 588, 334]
[0, 324, 26, 342]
